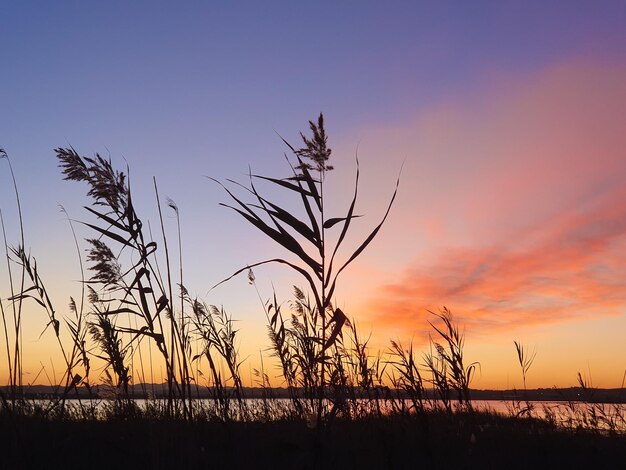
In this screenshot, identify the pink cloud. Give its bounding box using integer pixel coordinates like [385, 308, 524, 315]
[349, 60, 626, 340]
[367, 184, 626, 340]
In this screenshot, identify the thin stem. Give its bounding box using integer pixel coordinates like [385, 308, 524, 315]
[317, 167, 326, 426]
[0, 210, 13, 391]
[6, 155, 26, 393]
[153, 178, 179, 414]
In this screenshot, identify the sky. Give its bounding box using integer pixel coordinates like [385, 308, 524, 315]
[1, 1, 626, 389]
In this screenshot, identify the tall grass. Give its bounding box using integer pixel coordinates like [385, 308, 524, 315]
[55, 148, 196, 417]
[3, 121, 480, 429]
[512, 340, 536, 417]
[427, 308, 478, 411]
[390, 338, 427, 414]
[213, 114, 399, 424]
[185, 291, 244, 421]
[0, 120, 623, 445]
[0, 148, 26, 406]
[54, 148, 251, 420]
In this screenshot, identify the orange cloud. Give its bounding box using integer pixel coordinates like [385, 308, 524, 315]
[368, 184, 626, 340]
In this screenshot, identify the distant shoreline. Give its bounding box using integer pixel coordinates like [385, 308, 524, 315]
[5, 385, 625, 403]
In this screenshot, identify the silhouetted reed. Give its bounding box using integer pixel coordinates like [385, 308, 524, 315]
[1, 117, 625, 463]
[428, 307, 478, 411]
[185, 290, 244, 421]
[512, 340, 536, 417]
[389, 338, 427, 414]
[56, 148, 192, 417]
[213, 114, 399, 425]
[0, 148, 26, 406]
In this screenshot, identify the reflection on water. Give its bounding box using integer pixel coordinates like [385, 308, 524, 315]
[475, 399, 626, 432]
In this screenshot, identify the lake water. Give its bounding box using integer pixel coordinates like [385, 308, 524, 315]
[24, 397, 626, 431]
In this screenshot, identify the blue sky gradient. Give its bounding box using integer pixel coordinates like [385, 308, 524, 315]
[1, 1, 626, 387]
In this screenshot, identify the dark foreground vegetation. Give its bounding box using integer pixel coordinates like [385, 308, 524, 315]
[2, 117, 626, 468]
[2, 410, 625, 469]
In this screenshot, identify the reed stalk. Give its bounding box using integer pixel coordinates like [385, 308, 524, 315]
[213, 114, 399, 425]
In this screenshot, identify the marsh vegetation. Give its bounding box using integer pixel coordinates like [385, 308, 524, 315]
[1, 118, 625, 468]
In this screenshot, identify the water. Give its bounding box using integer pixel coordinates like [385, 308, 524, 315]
[475, 399, 626, 431]
[19, 397, 626, 431]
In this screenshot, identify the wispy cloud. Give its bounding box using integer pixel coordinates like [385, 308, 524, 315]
[352, 60, 626, 340]
[370, 186, 626, 334]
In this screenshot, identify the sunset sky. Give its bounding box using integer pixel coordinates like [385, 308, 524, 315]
[1, 1, 626, 390]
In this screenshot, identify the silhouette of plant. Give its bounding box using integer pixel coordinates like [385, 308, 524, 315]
[513, 340, 537, 417]
[428, 308, 478, 411]
[213, 114, 399, 423]
[56, 148, 192, 417]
